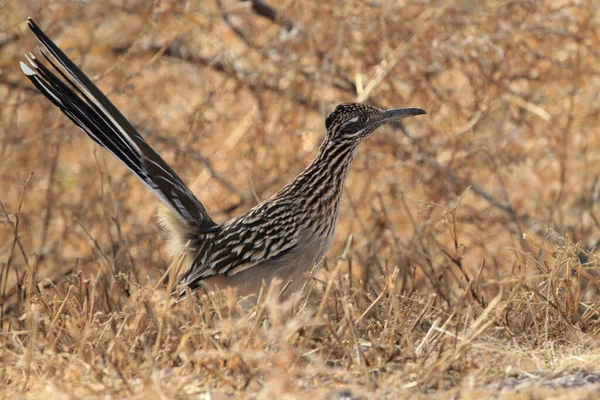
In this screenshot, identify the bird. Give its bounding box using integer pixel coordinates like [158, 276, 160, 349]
[20, 18, 426, 303]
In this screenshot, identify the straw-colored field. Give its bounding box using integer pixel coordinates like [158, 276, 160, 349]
[2, 1, 600, 398]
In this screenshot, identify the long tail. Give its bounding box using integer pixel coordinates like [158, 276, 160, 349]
[20, 18, 216, 233]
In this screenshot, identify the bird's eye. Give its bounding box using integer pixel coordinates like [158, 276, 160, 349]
[359, 116, 369, 123]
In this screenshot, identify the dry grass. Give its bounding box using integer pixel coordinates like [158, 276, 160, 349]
[2, 1, 600, 398]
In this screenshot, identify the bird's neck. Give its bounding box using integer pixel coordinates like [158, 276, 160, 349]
[282, 139, 359, 231]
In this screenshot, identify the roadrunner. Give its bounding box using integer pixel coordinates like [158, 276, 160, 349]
[20, 18, 425, 301]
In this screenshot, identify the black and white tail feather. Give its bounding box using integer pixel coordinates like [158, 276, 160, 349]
[20, 18, 216, 235]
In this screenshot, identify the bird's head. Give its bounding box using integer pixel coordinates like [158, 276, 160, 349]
[325, 103, 426, 143]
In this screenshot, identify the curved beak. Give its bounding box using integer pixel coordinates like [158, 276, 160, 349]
[379, 107, 426, 124]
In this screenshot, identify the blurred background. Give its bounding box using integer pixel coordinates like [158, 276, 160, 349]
[1, 1, 599, 311]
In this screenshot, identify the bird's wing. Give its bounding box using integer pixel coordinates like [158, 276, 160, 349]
[178, 198, 302, 286]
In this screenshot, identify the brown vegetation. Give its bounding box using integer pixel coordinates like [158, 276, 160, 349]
[1, 1, 600, 398]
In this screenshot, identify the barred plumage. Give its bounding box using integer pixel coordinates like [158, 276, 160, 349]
[21, 18, 425, 302]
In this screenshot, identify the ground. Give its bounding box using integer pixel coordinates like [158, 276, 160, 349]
[1, 1, 600, 398]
